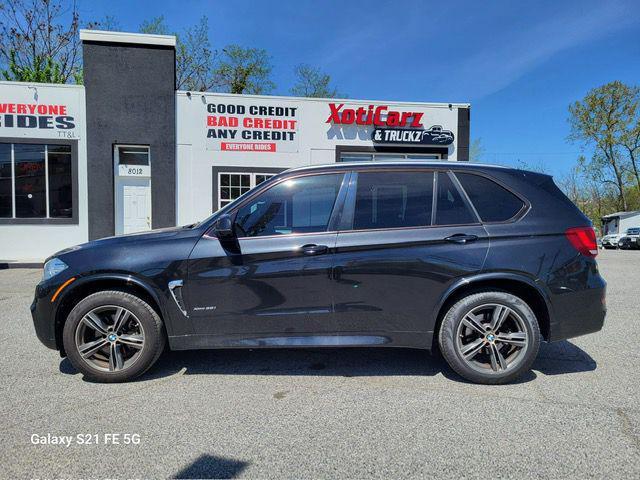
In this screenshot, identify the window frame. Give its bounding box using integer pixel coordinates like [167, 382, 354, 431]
[0, 138, 78, 225]
[224, 170, 350, 240]
[338, 167, 484, 233]
[335, 145, 447, 162]
[450, 170, 530, 225]
[217, 171, 276, 210]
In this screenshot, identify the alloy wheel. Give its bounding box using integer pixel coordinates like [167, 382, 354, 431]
[455, 303, 529, 374]
[74, 305, 145, 373]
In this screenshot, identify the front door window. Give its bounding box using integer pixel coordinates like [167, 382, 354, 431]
[234, 174, 344, 237]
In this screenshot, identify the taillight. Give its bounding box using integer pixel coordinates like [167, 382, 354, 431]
[565, 227, 598, 257]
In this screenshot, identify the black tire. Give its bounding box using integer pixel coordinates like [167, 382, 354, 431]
[63, 290, 165, 383]
[438, 291, 540, 385]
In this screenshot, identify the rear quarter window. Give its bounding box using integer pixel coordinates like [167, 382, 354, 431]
[455, 172, 524, 223]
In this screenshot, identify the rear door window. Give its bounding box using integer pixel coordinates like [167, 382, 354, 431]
[455, 172, 524, 222]
[352, 171, 434, 230]
[434, 172, 476, 225]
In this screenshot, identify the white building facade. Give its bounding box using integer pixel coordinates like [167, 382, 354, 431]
[176, 92, 469, 225]
[0, 81, 88, 262]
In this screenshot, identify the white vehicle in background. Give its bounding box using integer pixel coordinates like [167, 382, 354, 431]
[601, 233, 624, 249]
[601, 211, 640, 249]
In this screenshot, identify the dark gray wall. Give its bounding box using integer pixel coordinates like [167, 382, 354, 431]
[83, 41, 176, 240]
[457, 107, 470, 161]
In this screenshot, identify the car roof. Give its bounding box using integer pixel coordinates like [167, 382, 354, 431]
[284, 161, 528, 175]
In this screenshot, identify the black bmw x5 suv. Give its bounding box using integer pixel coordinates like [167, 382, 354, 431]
[32, 162, 606, 384]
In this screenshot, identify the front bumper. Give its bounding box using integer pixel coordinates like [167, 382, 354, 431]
[31, 278, 66, 350]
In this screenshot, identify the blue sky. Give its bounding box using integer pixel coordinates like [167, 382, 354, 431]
[79, 0, 640, 177]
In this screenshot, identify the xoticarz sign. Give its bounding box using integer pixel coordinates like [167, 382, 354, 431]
[0, 103, 76, 131]
[372, 125, 455, 146]
[326, 103, 424, 127]
[205, 100, 299, 152]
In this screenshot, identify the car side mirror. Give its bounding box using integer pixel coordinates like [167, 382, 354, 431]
[213, 214, 234, 239]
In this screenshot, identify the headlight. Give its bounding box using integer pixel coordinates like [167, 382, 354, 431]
[43, 258, 69, 281]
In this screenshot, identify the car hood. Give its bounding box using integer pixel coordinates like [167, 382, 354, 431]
[51, 225, 201, 259]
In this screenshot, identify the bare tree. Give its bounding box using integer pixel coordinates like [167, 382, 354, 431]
[97, 15, 122, 32]
[140, 15, 217, 91]
[0, 0, 92, 83]
[290, 64, 343, 98]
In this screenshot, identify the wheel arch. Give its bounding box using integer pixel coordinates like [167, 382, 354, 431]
[54, 274, 167, 355]
[432, 273, 552, 349]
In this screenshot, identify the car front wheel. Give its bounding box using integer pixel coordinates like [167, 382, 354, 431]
[438, 291, 540, 384]
[63, 290, 165, 382]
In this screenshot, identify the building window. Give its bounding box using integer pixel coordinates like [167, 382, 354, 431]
[116, 146, 149, 166]
[218, 172, 275, 210]
[339, 152, 441, 162]
[0, 142, 73, 219]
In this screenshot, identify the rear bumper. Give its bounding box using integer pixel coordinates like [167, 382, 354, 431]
[547, 281, 606, 342]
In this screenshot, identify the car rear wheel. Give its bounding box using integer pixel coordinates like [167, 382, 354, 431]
[438, 291, 540, 384]
[63, 290, 165, 382]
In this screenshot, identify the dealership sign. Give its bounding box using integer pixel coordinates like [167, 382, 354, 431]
[372, 126, 455, 146]
[326, 102, 455, 146]
[205, 100, 299, 152]
[326, 103, 424, 127]
[0, 102, 76, 134]
[0, 82, 83, 140]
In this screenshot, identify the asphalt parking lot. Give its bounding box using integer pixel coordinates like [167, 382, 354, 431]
[1, 249, 639, 479]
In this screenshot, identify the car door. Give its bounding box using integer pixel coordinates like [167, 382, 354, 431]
[332, 169, 489, 344]
[185, 171, 348, 337]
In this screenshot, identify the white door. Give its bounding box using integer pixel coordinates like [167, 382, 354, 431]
[114, 145, 152, 235]
[116, 178, 151, 235]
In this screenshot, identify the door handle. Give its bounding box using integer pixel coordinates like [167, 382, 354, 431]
[301, 244, 328, 256]
[444, 234, 478, 244]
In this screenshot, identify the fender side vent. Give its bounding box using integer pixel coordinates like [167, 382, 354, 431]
[168, 280, 189, 317]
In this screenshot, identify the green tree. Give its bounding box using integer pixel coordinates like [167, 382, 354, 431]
[290, 64, 343, 98]
[620, 112, 640, 192]
[2, 49, 65, 82]
[140, 15, 217, 91]
[568, 81, 640, 211]
[0, 0, 91, 83]
[213, 45, 275, 95]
